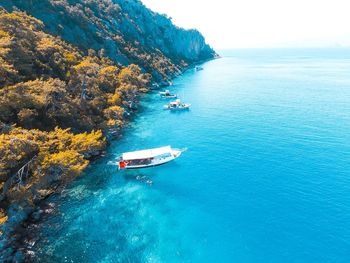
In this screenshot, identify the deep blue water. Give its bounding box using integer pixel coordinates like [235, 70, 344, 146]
[32, 49, 350, 262]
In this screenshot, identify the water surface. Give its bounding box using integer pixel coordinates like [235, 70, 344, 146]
[33, 48, 350, 262]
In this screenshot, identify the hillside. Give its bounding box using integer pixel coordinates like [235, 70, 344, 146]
[0, 7, 150, 198]
[2, 0, 216, 84]
[0, 10, 150, 260]
[0, 2, 216, 260]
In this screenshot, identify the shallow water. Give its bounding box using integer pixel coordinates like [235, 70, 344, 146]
[32, 48, 350, 262]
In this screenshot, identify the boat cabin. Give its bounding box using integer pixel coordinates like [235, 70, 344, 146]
[119, 146, 180, 169]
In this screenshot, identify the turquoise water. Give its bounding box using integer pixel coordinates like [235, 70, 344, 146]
[32, 49, 350, 262]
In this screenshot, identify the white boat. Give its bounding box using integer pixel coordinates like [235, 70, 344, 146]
[195, 66, 204, 71]
[164, 99, 191, 110]
[118, 146, 186, 170]
[159, 90, 177, 99]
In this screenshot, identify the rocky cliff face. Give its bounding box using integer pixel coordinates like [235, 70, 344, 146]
[2, 0, 216, 83]
[113, 0, 214, 61]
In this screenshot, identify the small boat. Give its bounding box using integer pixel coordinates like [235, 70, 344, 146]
[195, 66, 204, 71]
[159, 90, 177, 99]
[118, 146, 186, 170]
[164, 99, 191, 110]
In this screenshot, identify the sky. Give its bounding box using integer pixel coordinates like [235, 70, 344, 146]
[141, 0, 350, 49]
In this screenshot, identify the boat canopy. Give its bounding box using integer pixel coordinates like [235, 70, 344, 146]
[170, 100, 181, 105]
[122, 146, 172, 160]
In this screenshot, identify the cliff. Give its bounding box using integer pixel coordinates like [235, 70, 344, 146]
[0, 1, 216, 260]
[2, 0, 216, 83]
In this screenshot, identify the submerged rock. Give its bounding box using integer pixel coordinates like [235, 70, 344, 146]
[13, 251, 25, 262]
[30, 210, 43, 222]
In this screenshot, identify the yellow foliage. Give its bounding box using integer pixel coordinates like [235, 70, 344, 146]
[98, 65, 120, 92]
[0, 57, 17, 86]
[0, 78, 67, 114]
[73, 57, 99, 72]
[0, 10, 149, 133]
[69, 130, 106, 154]
[118, 64, 140, 82]
[64, 52, 78, 63]
[37, 37, 60, 52]
[0, 215, 8, 225]
[0, 30, 10, 38]
[99, 65, 119, 76]
[17, 108, 38, 124]
[0, 11, 44, 29]
[108, 92, 122, 105]
[41, 150, 89, 176]
[0, 10, 155, 221]
[0, 128, 39, 178]
[104, 105, 124, 120]
[0, 35, 12, 52]
[0, 126, 105, 186]
[106, 119, 123, 127]
[0, 10, 153, 206]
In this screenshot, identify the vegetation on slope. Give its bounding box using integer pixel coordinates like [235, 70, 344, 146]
[0, 1, 215, 259]
[0, 9, 149, 230]
[2, 0, 216, 83]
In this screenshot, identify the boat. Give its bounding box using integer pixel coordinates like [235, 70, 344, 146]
[118, 146, 186, 170]
[195, 66, 204, 71]
[159, 90, 177, 99]
[164, 99, 191, 110]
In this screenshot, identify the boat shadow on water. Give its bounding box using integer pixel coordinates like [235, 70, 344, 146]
[107, 159, 156, 184]
[120, 161, 181, 186]
[167, 109, 191, 114]
[122, 170, 155, 185]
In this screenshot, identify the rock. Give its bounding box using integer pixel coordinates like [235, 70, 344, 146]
[25, 250, 35, 257]
[13, 251, 25, 263]
[30, 210, 43, 222]
[44, 208, 54, 214]
[0, 247, 14, 263]
[6, 204, 31, 229]
[36, 189, 54, 198]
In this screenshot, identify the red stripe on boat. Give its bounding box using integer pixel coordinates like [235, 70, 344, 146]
[119, 161, 126, 169]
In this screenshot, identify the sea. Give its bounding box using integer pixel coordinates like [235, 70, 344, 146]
[31, 48, 350, 263]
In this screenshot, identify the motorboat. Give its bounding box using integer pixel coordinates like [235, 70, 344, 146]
[118, 146, 186, 170]
[195, 66, 204, 71]
[159, 90, 177, 99]
[164, 99, 191, 110]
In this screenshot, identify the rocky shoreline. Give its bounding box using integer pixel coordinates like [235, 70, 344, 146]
[0, 59, 216, 262]
[0, 0, 217, 260]
[0, 119, 125, 262]
[1, 195, 58, 262]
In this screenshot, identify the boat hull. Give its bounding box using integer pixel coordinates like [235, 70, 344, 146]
[125, 160, 175, 169]
[119, 149, 183, 170]
[164, 104, 191, 110]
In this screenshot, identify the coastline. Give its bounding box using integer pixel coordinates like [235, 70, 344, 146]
[0, 92, 136, 262]
[0, 60, 214, 262]
[0, 3, 217, 261]
[9, 49, 350, 262]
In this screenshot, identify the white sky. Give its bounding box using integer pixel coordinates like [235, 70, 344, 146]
[141, 0, 350, 49]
